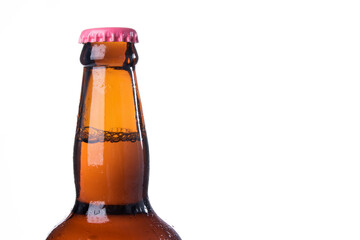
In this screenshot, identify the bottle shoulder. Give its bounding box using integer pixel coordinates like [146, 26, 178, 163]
[47, 212, 181, 240]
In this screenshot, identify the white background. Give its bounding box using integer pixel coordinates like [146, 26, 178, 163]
[0, 0, 360, 239]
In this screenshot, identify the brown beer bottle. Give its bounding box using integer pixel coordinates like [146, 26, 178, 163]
[46, 28, 182, 240]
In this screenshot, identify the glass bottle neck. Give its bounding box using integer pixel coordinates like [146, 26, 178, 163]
[73, 42, 149, 206]
[80, 42, 138, 67]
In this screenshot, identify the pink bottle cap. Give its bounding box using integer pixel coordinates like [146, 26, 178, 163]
[79, 27, 139, 43]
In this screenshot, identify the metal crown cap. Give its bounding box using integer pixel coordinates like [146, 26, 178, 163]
[79, 27, 139, 43]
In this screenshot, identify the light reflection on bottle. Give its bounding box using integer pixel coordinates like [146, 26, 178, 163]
[87, 201, 109, 224]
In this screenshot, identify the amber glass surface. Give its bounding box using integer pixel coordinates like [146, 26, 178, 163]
[46, 42, 181, 240]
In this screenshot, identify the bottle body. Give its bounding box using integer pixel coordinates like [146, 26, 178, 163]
[46, 40, 181, 239]
[47, 213, 180, 239]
